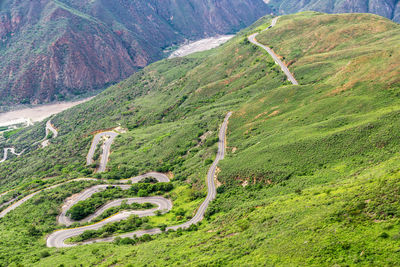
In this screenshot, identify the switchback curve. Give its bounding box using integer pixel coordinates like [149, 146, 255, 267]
[47, 112, 232, 247]
[86, 131, 119, 173]
[0, 113, 231, 247]
[1, 119, 59, 164]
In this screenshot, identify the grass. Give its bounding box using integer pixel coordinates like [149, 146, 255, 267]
[0, 12, 400, 266]
[2, 128, 23, 139]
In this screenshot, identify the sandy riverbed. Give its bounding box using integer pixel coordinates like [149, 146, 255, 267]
[0, 97, 92, 127]
[169, 35, 234, 58]
[1, 35, 233, 127]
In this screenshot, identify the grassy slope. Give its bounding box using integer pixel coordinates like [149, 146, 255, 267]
[1, 12, 400, 266]
[222, 12, 400, 186]
[0, 15, 280, 265]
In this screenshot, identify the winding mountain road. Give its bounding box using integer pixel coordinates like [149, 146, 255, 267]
[1, 112, 232, 248]
[0, 148, 24, 163]
[46, 112, 232, 247]
[0, 178, 96, 218]
[0, 172, 169, 220]
[122, 172, 171, 184]
[86, 131, 119, 173]
[0, 17, 284, 251]
[0, 197, 18, 209]
[0, 191, 10, 198]
[57, 176, 170, 227]
[1, 119, 59, 164]
[248, 17, 299, 85]
[167, 111, 232, 230]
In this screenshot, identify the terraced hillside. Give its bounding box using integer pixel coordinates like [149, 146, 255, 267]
[0, 12, 399, 266]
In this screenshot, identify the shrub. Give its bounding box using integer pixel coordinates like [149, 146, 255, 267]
[379, 232, 390, 239]
[159, 224, 167, 232]
[39, 251, 50, 258]
[204, 159, 213, 165]
[119, 237, 136, 245]
[217, 185, 226, 194]
[138, 189, 149, 197]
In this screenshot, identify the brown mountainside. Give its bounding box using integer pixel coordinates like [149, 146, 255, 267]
[0, 0, 270, 105]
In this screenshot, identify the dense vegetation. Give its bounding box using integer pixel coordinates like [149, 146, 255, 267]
[67, 183, 173, 220]
[0, 12, 399, 266]
[90, 202, 155, 224]
[70, 215, 153, 243]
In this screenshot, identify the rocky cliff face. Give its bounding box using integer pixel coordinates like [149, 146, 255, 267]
[0, 0, 270, 105]
[268, 0, 400, 22]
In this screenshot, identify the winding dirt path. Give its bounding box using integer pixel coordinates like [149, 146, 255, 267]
[0, 148, 24, 163]
[1, 119, 59, 164]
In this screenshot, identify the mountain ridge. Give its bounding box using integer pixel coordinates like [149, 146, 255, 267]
[268, 0, 400, 22]
[0, 0, 270, 106]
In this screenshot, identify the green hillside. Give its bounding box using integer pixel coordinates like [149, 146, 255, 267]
[0, 12, 400, 266]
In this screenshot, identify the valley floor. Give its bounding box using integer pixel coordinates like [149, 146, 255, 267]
[168, 35, 235, 58]
[0, 97, 93, 127]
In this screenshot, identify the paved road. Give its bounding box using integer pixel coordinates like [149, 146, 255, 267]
[0, 190, 10, 198]
[86, 131, 119, 173]
[0, 148, 24, 163]
[0, 190, 16, 208]
[0, 197, 18, 209]
[121, 172, 170, 183]
[1, 120, 59, 164]
[48, 112, 232, 247]
[57, 184, 110, 226]
[47, 196, 172, 247]
[57, 173, 170, 226]
[72, 196, 171, 224]
[46, 120, 58, 138]
[0, 178, 96, 218]
[0, 172, 169, 221]
[167, 111, 232, 230]
[47, 174, 172, 247]
[2, 113, 232, 247]
[248, 17, 299, 85]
